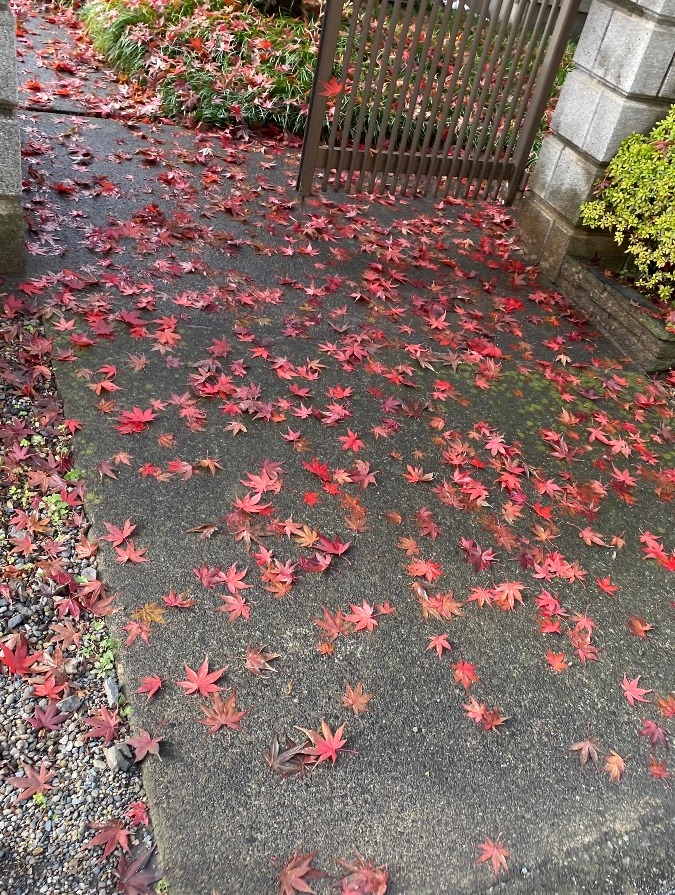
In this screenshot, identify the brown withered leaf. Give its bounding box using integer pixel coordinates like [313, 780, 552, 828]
[264, 734, 306, 778]
[569, 736, 601, 769]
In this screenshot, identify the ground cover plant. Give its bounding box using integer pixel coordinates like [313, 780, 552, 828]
[581, 105, 675, 321]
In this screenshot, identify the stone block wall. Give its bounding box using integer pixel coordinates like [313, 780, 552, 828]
[0, 0, 25, 276]
[517, 0, 675, 280]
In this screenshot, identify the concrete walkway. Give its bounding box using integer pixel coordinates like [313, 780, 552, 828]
[5, 5, 675, 894]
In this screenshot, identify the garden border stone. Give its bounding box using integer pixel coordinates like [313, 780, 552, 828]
[558, 257, 675, 372]
[0, 0, 25, 276]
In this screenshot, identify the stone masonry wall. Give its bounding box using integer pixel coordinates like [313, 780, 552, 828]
[517, 0, 675, 280]
[0, 0, 25, 275]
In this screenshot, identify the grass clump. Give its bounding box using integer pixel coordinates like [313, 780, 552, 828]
[79, 0, 320, 132]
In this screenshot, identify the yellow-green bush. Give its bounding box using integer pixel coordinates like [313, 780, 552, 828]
[581, 106, 675, 305]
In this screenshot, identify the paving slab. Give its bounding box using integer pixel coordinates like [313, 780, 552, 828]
[4, 11, 675, 895]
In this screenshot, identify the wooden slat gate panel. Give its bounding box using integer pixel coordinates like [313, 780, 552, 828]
[297, 0, 580, 204]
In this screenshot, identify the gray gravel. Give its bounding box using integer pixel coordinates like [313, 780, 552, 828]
[0, 310, 156, 894]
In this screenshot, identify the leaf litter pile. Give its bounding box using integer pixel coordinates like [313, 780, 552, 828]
[3, 3, 675, 894]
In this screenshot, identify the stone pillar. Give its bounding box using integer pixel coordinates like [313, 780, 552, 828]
[0, 0, 25, 275]
[517, 0, 675, 280]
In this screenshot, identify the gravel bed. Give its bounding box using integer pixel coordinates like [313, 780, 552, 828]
[0, 301, 157, 895]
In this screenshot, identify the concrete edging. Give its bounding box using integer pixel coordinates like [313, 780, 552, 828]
[558, 257, 675, 372]
[0, 1, 25, 276]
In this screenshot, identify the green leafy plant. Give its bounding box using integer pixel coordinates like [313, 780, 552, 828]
[581, 106, 675, 306]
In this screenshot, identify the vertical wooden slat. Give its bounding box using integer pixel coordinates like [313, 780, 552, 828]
[296, 0, 346, 196]
[328, 0, 379, 191]
[354, 0, 405, 193]
[320, 0, 364, 190]
[344, 0, 395, 192]
[376, 0, 446, 194]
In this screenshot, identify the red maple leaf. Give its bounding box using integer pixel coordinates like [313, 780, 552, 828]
[406, 558, 443, 582]
[596, 576, 619, 595]
[100, 518, 136, 546]
[546, 650, 569, 673]
[127, 729, 163, 762]
[639, 719, 669, 751]
[426, 633, 451, 658]
[7, 761, 54, 803]
[336, 849, 389, 895]
[85, 819, 131, 859]
[136, 675, 164, 700]
[114, 540, 148, 564]
[278, 851, 325, 895]
[198, 690, 249, 734]
[1, 637, 43, 676]
[83, 707, 120, 744]
[475, 837, 509, 879]
[568, 736, 601, 769]
[453, 659, 479, 691]
[115, 846, 163, 895]
[298, 720, 348, 765]
[176, 657, 226, 696]
[345, 601, 378, 632]
[218, 592, 251, 623]
[626, 614, 654, 639]
[219, 562, 252, 595]
[115, 406, 157, 434]
[621, 675, 652, 707]
[319, 77, 345, 98]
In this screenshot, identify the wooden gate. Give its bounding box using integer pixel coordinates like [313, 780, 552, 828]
[297, 0, 580, 203]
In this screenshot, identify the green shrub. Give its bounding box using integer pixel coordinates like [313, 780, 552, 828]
[580, 106, 675, 305]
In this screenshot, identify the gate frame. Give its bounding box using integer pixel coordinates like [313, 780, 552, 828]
[297, 0, 582, 204]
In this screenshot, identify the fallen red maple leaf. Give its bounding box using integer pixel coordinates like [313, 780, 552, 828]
[6, 761, 54, 803]
[84, 819, 131, 859]
[604, 751, 626, 782]
[568, 736, 601, 769]
[114, 540, 148, 564]
[83, 707, 120, 744]
[475, 837, 509, 879]
[115, 846, 164, 895]
[341, 681, 374, 716]
[100, 518, 136, 546]
[198, 690, 249, 734]
[319, 77, 345, 98]
[336, 849, 389, 894]
[278, 851, 325, 895]
[127, 729, 163, 762]
[1, 638, 43, 676]
[345, 601, 378, 632]
[621, 675, 652, 707]
[176, 657, 226, 697]
[115, 406, 157, 435]
[298, 719, 348, 765]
